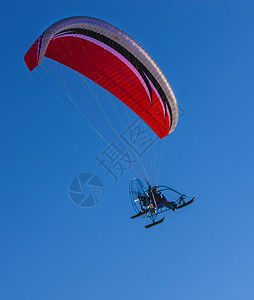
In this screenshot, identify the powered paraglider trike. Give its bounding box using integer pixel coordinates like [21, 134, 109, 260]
[130, 178, 195, 228]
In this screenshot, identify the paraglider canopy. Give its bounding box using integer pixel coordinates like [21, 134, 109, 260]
[24, 16, 178, 139]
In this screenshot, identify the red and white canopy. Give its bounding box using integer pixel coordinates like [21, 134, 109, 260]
[25, 16, 178, 138]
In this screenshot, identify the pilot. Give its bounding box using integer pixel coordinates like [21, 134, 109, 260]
[152, 187, 177, 211]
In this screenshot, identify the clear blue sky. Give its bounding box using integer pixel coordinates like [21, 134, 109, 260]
[1, 1, 254, 299]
